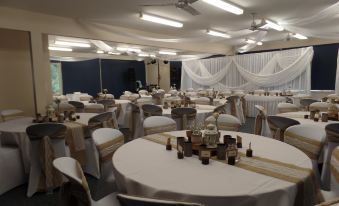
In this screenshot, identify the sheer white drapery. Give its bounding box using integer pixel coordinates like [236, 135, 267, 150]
[181, 47, 313, 93]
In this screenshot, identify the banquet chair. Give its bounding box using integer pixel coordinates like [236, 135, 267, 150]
[0, 109, 24, 122]
[186, 88, 194, 92]
[92, 128, 124, 174]
[117, 193, 204, 206]
[168, 89, 178, 96]
[226, 96, 245, 123]
[26, 123, 67, 197]
[68, 101, 85, 113]
[79, 95, 93, 101]
[284, 125, 326, 179]
[277, 103, 299, 113]
[126, 103, 141, 139]
[138, 89, 149, 96]
[300, 99, 319, 111]
[171, 108, 197, 130]
[267, 116, 300, 141]
[254, 89, 265, 96]
[205, 114, 241, 131]
[321, 124, 339, 190]
[309, 102, 330, 112]
[97, 99, 121, 117]
[0, 145, 26, 195]
[143, 116, 177, 135]
[53, 157, 121, 206]
[57, 103, 76, 113]
[137, 97, 154, 106]
[213, 104, 228, 114]
[141, 104, 163, 118]
[84, 104, 105, 113]
[197, 90, 208, 97]
[254, 105, 271, 137]
[98, 93, 115, 100]
[88, 112, 118, 130]
[193, 97, 211, 105]
[152, 92, 165, 105]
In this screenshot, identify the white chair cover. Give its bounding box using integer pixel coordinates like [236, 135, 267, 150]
[143, 116, 177, 135]
[284, 125, 326, 180]
[0, 146, 26, 195]
[138, 90, 149, 96]
[277, 103, 300, 113]
[254, 105, 271, 137]
[84, 104, 105, 113]
[186, 88, 194, 92]
[192, 97, 211, 105]
[309, 102, 330, 112]
[205, 114, 241, 131]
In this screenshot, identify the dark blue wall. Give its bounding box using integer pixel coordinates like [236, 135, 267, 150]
[60, 59, 145, 97]
[61, 59, 101, 96]
[170, 61, 182, 89]
[101, 59, 146, 97]
[311, 44, 339, 90]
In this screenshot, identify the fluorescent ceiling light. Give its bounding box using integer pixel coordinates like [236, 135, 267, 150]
[265, 20, 284, 31]
[140, 13, 183, 28]
[90, 40, 113, 51]
[108, 51, 121, 55]
[245, 39, 256, 44]
[138, 53, 150, 57]
[202, 0, 243, 15]
[116, 47, 142, 53]
[207, 30, 231, 38]
[55, 40, 91, 48]
[293, 33, 308, 40]
[96, 50, 104, 54]
[48, 46, 73, 52]
[257, 41, 263, 46]
[159, 51, 177, 55]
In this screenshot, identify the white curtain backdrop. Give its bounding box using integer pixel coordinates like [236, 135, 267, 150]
[181, 47, 313, 93]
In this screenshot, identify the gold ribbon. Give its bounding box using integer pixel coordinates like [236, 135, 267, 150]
[95, 135, 124, 162]
[64, 122, 88, 166]
[330, 147, 339, 183]
[144, 123, 177, 136]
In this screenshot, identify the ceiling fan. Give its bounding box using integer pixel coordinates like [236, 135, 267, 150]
[247, 13, 268, 31]
[140, 0, 201, 16]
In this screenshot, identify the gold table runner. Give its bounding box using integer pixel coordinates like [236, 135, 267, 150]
[143, 133, 323, 206]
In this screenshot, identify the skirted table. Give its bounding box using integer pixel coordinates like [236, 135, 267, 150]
[113, 130, 321, 206]
[244, 95, 286, 117]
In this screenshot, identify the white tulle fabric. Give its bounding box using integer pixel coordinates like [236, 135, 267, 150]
[181, 47, 313, 93]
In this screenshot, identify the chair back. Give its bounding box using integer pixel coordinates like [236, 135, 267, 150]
[186, 88, 194, 92]
[79, 95, 92, 101]
[139, 90, 149, 96]
[143, 116, 177, 135]
[53, 157, 92, 205]
[142, 104, 163, 118]
[267, 116, 300, 141]
[127, 103, 141, 138]
[84, 104, 105, 113]
[57, 103, 76, 113]
[309, 102, 330, 112]
[277, 103, 299, 113]
[193, 97, 211, 105]
[205, 114, 241, 131]
[117, 193, 204, 206]
[97, 99, 115, 111]
[254, 105, 270, 136]
[88, 112, 117, 130]
[213, 104, 227, 114]
[171, 108, 197, 130]
[300, 99, 319, 111]
[26, 123, 67, 197]
[68, 101, 85, 112]
[152, 93, 165, 105]
[226, 96, 239, 116]
[92, 128, 124, 161]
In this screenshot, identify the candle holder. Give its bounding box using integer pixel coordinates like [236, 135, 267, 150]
[200, 149, 210, 165]
[236, 135, 242, 148]
[184, 141, 193, 157]
[166, 138, 172, 150]
[304, 114, 309, 119]
[246, 142, 253, 157]
[322, 113, 328, 122]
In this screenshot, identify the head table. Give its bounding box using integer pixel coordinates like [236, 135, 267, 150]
[112, 130, 319, 206]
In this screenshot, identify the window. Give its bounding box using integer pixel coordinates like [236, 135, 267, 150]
[50, 62, 63, 95]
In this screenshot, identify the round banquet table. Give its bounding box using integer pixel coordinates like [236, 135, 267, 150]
[112, 130, 314, 206]
[0, 113, 97, 172]
[276, 111, 336, 128]
[134, 105, 215, 138]
[244, 94, 286, 117]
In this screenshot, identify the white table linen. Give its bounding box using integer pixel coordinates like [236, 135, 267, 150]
[245, 95, 286, 117]
[112, 130, 313, 206]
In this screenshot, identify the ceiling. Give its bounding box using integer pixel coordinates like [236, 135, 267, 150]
[1, 0, 337, 57]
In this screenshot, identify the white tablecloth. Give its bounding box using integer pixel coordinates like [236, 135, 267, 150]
[245, 95, 286, 117]
[134, 105, 215, 138]
[112, 130, 313, 206]
[0, 113, 97, 172]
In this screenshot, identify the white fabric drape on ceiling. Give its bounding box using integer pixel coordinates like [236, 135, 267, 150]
[181, 47, 313, 93]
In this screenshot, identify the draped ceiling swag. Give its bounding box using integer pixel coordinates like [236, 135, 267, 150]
[0, 0, 338, 54]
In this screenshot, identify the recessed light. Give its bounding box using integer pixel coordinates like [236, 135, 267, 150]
[140, 13, 183, 28]
[202, 0, 243, 15]
[48, 46, 73, 52]
[257, 41, 263, 46]
[207, 30, 231, 38]
[96, 50, 104, 54]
